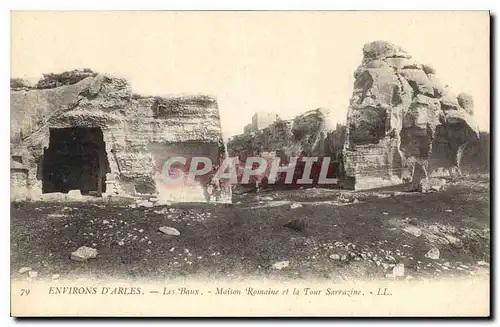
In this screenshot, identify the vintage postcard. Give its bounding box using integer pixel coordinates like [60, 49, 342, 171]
[10, 11, 490, 317]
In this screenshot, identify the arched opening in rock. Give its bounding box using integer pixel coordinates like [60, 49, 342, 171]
[42, 127, 110, 195]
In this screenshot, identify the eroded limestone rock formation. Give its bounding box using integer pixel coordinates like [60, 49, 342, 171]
[10, 70, 231, 203]
[343, 41, 480, 190]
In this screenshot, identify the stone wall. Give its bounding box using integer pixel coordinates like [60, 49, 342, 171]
[10, 71, 231, 203]
[344, 41, 480, 190]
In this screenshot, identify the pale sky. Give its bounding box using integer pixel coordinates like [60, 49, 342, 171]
[11, 11, 490, 138]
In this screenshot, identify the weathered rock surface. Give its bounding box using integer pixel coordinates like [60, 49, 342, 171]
[10, 70, 231, 203]
[70, 246, 98, 261]
[67, 189, 83, 200]
[344, 41, 480, 190]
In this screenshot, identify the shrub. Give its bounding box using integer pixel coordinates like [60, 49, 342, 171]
[34, 68, 97, 89]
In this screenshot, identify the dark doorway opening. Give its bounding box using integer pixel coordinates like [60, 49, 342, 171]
[42, 127, 110, 195]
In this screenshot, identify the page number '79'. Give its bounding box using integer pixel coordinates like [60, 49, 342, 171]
[20, 289, 30, 296]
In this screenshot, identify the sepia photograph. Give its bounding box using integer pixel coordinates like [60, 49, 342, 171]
[9, 10, 490, 317]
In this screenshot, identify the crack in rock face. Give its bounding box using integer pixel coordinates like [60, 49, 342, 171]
[344, 40, 480, 190]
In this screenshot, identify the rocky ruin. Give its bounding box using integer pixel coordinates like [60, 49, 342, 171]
[10, 70, 231, 203]
[227, 109, 346, 188]
[343, 41, 480, 190]
[228, 109, 344, 160]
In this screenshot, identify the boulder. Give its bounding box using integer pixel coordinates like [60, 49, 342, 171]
[419, 178, 446, 193]
[403, 225, 422, 237]
[442, 234, 461, 245]
[425, 247, 440, 260]
[67, 189, 83, 200]
[159, 226, 181, 236]
[137, 200, 154, 208]
[271, 260, 289, 270]
[71, 246, 98, 262]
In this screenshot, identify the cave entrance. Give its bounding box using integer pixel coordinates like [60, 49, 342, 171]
[42, 127, 110, 195]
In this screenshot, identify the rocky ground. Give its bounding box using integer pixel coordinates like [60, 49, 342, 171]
[11, 174, 490, 282]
